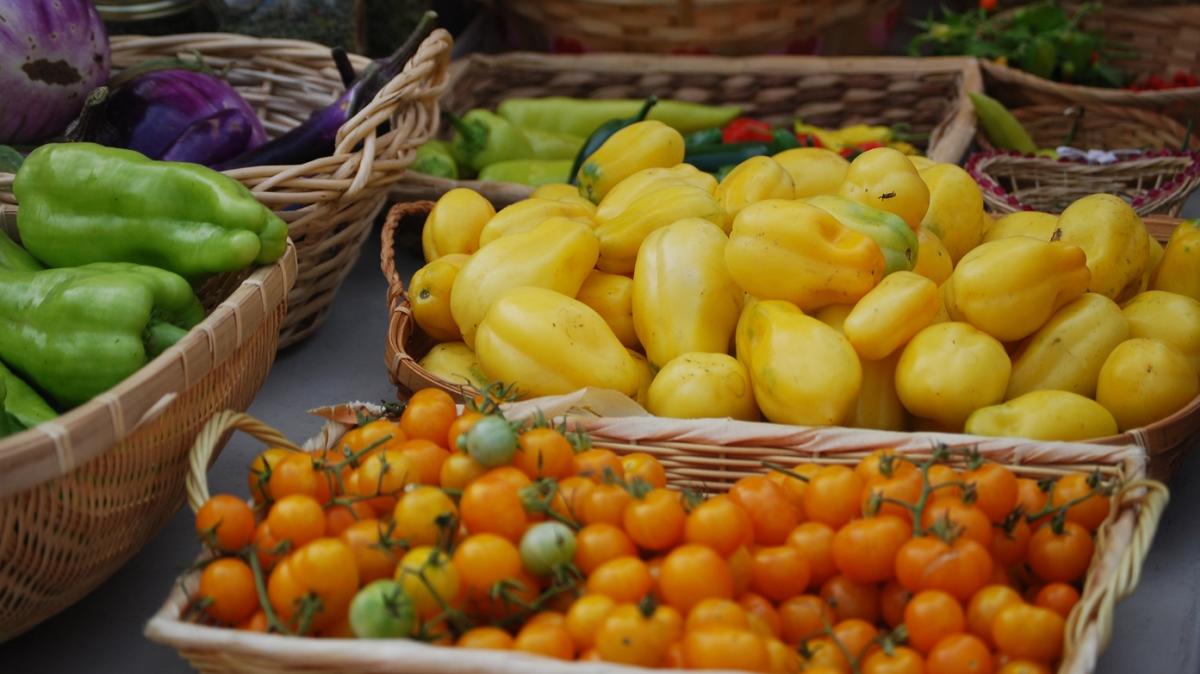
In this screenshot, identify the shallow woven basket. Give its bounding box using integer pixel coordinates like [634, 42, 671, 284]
[383, 201, 1200, 480]
[975, 104, 1200, 154]
[981, 4, 1200, 121]
[393, 51, 982, 205]
[967, 150, 1200, 217]
[0, 30, 452, 348]
[0, 202, 297, 641]
[144, 392, 1167, 674]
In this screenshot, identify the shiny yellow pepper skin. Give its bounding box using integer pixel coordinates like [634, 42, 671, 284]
[422, 188, 495, 262]
[1097, 338, 1199, 431]
[1138, 234, 1165, 293]
[478, 197, 595, 247]
[595, 183, 725, 274]
[843, 271, 939, 361]
[895, 322, 1011, 430]
[804, 195, 918, 276]
[737, 299, 862, 426]
[418, 341, 488, 390]
[628, 349, 654, 407]
[408, 253, 470, 342]
[1007, 293, 1128, 400]
[577, 120, 685, 203]
[595, 165, 717, 222]
[633, 218, 742, 368]
[451, 216, 599, 347]
[918, 163, 984, 263]
[983, 211, 1058, 243]
[1151, 219, 1200, 302]
[965, 390, 1118, 441]
[912, 228, 953, 285]
[1123, 290, 1200, 375]
[838, 147, 929, 231]
[474, 286, 640, 398]
[772, 148, 848, 198]
[646, 352, 758, 421]
[725, 200, 885, 312]
[530, 183, 599, 216]
[576, 270, 639, 349]
[815, 303, 906, 431]
[943, 237, 1091, 342]
[715, 156, 795, 219]
[1057, 194, 1149, 300]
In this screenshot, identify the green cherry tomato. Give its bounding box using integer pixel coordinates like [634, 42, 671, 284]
[519, 521, 578, 576]
[465, 415, 518, 467]
[349, 580, 417, 639]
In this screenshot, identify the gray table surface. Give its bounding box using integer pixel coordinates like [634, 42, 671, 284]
[3, 213, 1200, 673]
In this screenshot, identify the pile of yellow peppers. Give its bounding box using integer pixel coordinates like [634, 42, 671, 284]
[409, 119, 1200, 441]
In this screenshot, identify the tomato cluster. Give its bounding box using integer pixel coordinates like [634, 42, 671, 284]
[188, 387, 1114, 673]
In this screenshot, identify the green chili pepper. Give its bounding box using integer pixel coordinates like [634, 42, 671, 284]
[0, 360, 57, 434]
[771, 128, 801, 153]
[569, 97, 658, 187]
[0, 263, 205, 408]
[411, 140, 459, 179]
[684, 141, 772, 172]
[478, 159, 574, 187]
[684, 128, 724, 150]
[0, 229, 41, 272]
[524, 128, 586, 160]
[447, 109, 536, 172]
[498, 97, 742, 137]
[13, 143, 288, 281]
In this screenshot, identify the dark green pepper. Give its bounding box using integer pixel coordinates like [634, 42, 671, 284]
[447, 109, 535, 173]
[14, 143, 288, 281]
[0, 229, 41, 272]
[684, 127, 724, 150]
[411, 140, 459, 179]
[478, 159, 574, 187]
[771, 128, 801, 153]
[0, 360, 56, 434]
[568, 97, 658, 186]
[0, 263, 205, 408]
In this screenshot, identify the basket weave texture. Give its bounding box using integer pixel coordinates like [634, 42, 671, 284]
[975, 104, 1200, 154]
[393, 51, 982, 205]
[0, 203, 297, 641]
[144, 391, 1168, 674]
[0, 30, 452, 348]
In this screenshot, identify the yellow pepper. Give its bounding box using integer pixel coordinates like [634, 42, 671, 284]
[478, 197, 595, 247]
[422, 188, 495, 262]
[850, 352, 908, 432]
[451, 217, 599, 347]
[725, 200, 885, 312]
[1123, 290, 1200, 375]
[908, 156, 936, 172]
[738, 299, 862, 426]
[595, 165, 717, 222]
[715, 156, 795, 219]
[595, 183, 724, 274]
[965, 391, 1118, 441]
[895, 322, 1012, 430]
[1096, 338, 1199, 431]
[815, 304, 854, 332]
[417, 341, 488, 390]
[980, 211, 994, 238]
[913, 228, 953, 285]
[577, 120, 685, 203]
[804, 195, 918, 276]
[530, 183, 599, 216]
[1151, 219, 1200, 301]
[982, 211, 1058, 243]
[475, 287, 641, 398]
[1057, 194, 1149, 300]
[628, 349, 654, 407]
[835, 123, 894, 147]
[1007, 293, 1129, 399]
[843, 271, 939, 360]
[1138, 234, 1165, 293]
[772, 148, 848, 199]
[943, 237, 1091, 342]
[576, 270, 639, 349]
[918, 163, 984, 263]
[408, 253, 470, 342]
[633, 218, 742, 367]
[838, 147, 929, 231]
[646, 352, 759, 421]
[792, 122, 845, 150]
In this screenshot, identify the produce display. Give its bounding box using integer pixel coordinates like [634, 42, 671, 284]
[184, 387, 1116, 674]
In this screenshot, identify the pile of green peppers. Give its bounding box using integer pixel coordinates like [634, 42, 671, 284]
[0, 143, 288, 438]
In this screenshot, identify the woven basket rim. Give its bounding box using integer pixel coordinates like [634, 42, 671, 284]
[973, 103, 1199, 153]
[981, 59, 1200, 108]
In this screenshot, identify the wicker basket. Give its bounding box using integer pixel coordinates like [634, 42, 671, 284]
[144, 394, 1167, 674]
[383, 201, 1200, 480]
[0, 30, 452, 348]
[0, 201, 296, 640]
[975, 104, 1200, 154]
[393, 51, 982, 205]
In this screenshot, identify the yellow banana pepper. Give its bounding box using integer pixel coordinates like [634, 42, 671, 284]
[1123, 290, 1200, 375]
[1057, 194, 1149, 300]
[918, 163, 984, 263]
[409, 253, 470, 342]
[850, 352, 908, 432]
[738, 299, 862, 426]
[913, 228, 953, 285]
[804, 195, 918, 275]
[595, 183, 725, 274]
[843, 271, 939, 360]
[475, 287, 641, 398]
[418, 341, 488, 390]
[715, 156, 795, 219]
[983, 211, 1058, 243]
[478, 197, 595, 247]
[633, 218, 742, 367]
[451, 217, 599, 347]
[835, 123, 893, 147]
[628, 349, 654, 407]
[838, 147, 929, 231]
[725, 200, 885, 312]
[576, 270, 639, 349]
[773, 148, 848, 199]
[965, 391, 1118, 441]
[595, 165, 717, 222]
[422, 188, 495, 262]
[895, 322, 1012, 430]
[943, 237, 1091, 342]
[1097, 338, 1199, 431]
[578, 120, 685, 203]
[1151, 219, 1200, 301]
[646, 352, 759, 421]
[793, 122, 845, 150]
[1007, 293, 1128, 399]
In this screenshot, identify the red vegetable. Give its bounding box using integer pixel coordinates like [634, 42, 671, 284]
[723, 118, 773, 144]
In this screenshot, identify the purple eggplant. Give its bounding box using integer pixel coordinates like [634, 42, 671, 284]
[216, 11, 437, 170]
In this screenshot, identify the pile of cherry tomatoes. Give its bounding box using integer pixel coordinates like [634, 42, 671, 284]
[188, 386, 1115, 674]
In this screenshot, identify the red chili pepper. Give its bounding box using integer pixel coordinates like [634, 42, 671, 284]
[722, 118, 774, 144]
[857, 141, 885, 151]
[979, 0, 997, 10]
[796, 133, 823, 148]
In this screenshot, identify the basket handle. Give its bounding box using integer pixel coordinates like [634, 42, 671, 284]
[185, 410, 302, 514]
[380, 200, 436, 309]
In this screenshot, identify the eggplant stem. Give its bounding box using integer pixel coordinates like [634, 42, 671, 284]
[331, 47, 357, 88]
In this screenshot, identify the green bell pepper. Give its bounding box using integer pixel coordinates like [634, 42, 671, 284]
[447, 109, 535, 173]
[498, 97, 742, 137]
[0, 377, 17, 438]
[684, 127, 724, 150]
[13, 143, 288, 281]
[477, 159, 574, 187]
[524, 128, 586, 160]
[804, 195, 919, 276]
[411, 140, 459, 179]
[0, 263, 205, 408]
[0, 228, 41, 272]
[0, 360, 57, 434]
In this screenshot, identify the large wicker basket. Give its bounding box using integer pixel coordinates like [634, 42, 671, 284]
[382, 201, 1200, 480]
[0, 203, 296, 641]
[393, 52, 982, 205]
[144, 393, 1167, 674]
[0, 30, 452, 348]
[974, 104, 1200, 154]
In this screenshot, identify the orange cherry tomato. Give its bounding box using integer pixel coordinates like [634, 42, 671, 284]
[683, 627, 770, 672]
[798, 636, 849, 672]
[324, 500, 375, 537]
[991, 603, 1064, 663]
[340, 518, 400, 583]
[778, 594, 834, 645]
[686, 598, 750, 631]
[398, 439, 451, 485]
[804, 465, 865, 529]
[565, 594, 616, 651]
[459, 474, 527, 541]
[595, 603, 672, 667]
[1015, 478, 1051, 526]
[338, 418, 406, 458]
[660, 544, 734, 613]
[573, 523, 637, 574]
[739, 593, 783, 639]
[624, 488, 686, 551]
[352, 449, 416, 512]
[198, 557, 258, 624]
[1034, 582, 1080, 618]
[833, 618, 879, 661]
[962, 463, 1018, 524]
[586, 556, 654, 603]
[1050, 473, 1111, 531]
[513, 428, 576, 479]
[254, 520, 285, 571]
[457, 626, 514, 650]
[393, 485, 458, 547]
[1027, 521, 1094, 583]
[990, 517, 1032, 567]
[438, 452, 486, 490]
[238, 610, 269, 632]
[453, 533, 522, 596]
[513, 622, 575, 660]
[579, 482, 633, 527]
[857, 449, 919, 484]
[894, 535, 993, 601]
[922, 498, 994, 547]
[727, 545, 754, 597]
[288, 538, 361, 631]
[904, 589, 965, 654]
[880, 580, 912, 628]
[195, 493, 256, 552]
[266, 494, 327, 549]
[765, 637, 803, 674]
[821, 574, 881, 624]
[863, 469, 923, 521]
[685, 494, 754, 557]
[927, 464, 962, 500]
[551, 475, 594, 524]
[831, 515, 911, 583]
[267, 453, 319, 500]
[399, 388, 457, 447]
[927, 633, 993, 674]
[767, 463, 819, 515]
[750, 545, 811, 602]
[862, 646, 926, 674]
[729, 475, 800, 545]
[248, 447, 291, 504]
[966, 585, 1023, 647]
[787, 521, 837, 588]
[574, 448, 625, 482]
[446, 411, 482, 453]
[997, 661, 1052, 674]
[622, 452, 668, 489]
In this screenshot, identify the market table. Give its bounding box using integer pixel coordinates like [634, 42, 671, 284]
[2, 215, 1199, 673]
